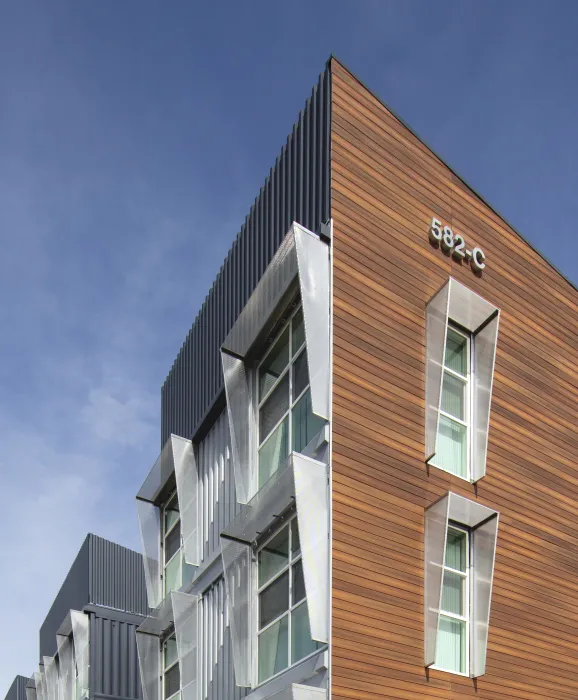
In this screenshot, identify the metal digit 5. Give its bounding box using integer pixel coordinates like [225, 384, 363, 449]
[472, 247, 486, 271]
[453, 234, 466, 260]
[441, 225, 454, 251]
[429, 217, 442, 242]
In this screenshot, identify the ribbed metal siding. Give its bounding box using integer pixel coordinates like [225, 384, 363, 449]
[90, 614, 142, 700]
[200, 578, 246, 700]
[197, 410, 242, 565]
[3, 676, 29, 700]
[89, 535, 149, 616]
[161, 64, 331, 445]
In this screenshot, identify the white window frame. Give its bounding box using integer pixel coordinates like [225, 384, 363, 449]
[161, 632, 180, 700]
[253, 512, 321, 686]
[162, 491, 182, 597]
[429, 323, 473, 481]
[255, 302, 314, 493]
[432, 523, 471, 676]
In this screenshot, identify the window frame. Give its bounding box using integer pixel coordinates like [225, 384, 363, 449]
[162, 491, 182, 597]
[161, 631, 180, 700]
[432, 522, 471, 677]
[253, 512, 321, 686]
[429, 323, 473, 481]
[255, 302, 316, 492]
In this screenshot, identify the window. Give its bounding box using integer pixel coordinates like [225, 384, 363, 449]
[434, 526, 470, 675]
[163, 634, 180, 700]
[257, 305, 324, 489]
[430, 325, 471, 479]
[162, 492, 195, 596]
[256, 515, 320, 684]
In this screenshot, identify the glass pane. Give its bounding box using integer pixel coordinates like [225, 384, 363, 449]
[292, 350, 309, 399]
[164, 553, 181, 596]
[259, 526, 289, 587]
[292, 308, 305, 356]
[436, 616, 466, 674]
[260, 373, 289, 441]
[446, 529, 467, 572]
[291, 602, 318, 664]
[165, 521, 181, 563]
[258, 417, 289, 488]
[441, 372, 466, 421]
[445, 328, 467, 377]
[292, 389, 325, 453]
[292, 559, 306, 604]
[436, 415, 467, 478]
[441, 571, 465, 616]
[258, 615, 288, 683]
[291, 519, 300, 556]
[164, 663, 180, 699]
[259, 571, 289, 629]
[165, 495, 180, 532]
[182, 556, 196, 587]
[164, 637, 178, 669]
[259, 327, 290, 400]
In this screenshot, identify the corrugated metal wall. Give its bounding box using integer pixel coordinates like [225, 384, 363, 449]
[3, 676, 29, 700]
[197, 410, 242, 565]
[90, 614, 142, 700]
[200, 578, 246, 700]
[161, 63, 331, 445]
[89, 535, 149, 616]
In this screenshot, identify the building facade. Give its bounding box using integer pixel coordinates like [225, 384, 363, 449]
[135, 57, 578, 700]
[20, 534, 148, 700]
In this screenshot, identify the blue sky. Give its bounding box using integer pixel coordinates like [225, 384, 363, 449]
[1, 0, 578, 689]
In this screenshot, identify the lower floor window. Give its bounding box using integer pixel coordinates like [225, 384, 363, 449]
[257, 515, 320, 683]
[435, 525, 469, 675]
[163, 634, 180, 700]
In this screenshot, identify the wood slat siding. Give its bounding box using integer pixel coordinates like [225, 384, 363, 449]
[330, 58, 578, 700]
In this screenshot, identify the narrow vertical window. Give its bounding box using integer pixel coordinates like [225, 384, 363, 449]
[163, 634, 180, 700]
[163, 493, 195, 596]
[257, 305, 324, 490]
[431, 326, 471, 479]
[257, 516, 320, 684]
[435, 526, 470, 675]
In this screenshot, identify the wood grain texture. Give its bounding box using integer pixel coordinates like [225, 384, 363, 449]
[330, 58, 578, 700]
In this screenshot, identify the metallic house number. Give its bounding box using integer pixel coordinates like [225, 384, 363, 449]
[429, 217, 486, 272]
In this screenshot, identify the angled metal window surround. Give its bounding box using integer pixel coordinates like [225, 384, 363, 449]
[267, 683, 327, 700]
[424, 492, 499, 677]
[220, 453, 329, 688]
[25, 678, 37, 700]
[137, 434, 200, 609]
[136, 591, 200, 700]
[425, 277, 500, 481]
[221, 222, 331, 505]
[56, 633, 74, 700]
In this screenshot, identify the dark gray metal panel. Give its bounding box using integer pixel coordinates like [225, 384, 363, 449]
[89, 534, 149, 617]
[3, 676, 29, 700]
[161, 64, 331, 445]
[40, 536, 91, 659]
[89, 612, 142, 700]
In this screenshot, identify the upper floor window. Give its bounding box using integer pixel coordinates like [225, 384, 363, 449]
[430, 325, 471, 480]
[434, 525, 470, 675]
[257, 305, 324, 490]
[162, 493, 195, 597]
[257, 515, 320, 684]
[163, 633, 180, 700]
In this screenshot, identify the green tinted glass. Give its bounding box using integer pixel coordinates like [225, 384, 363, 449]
[444, 328, 468, 376]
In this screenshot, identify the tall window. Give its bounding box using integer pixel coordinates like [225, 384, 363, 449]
[431, 325, 471, 479]
[435, 526, 470, 675]
[257, 305, 324, 489]
[162, 493, 195, 597]
[163, 634, 180, 700]
[257, 515, 320, 684]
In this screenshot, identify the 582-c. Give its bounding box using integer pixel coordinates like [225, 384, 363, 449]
[429, 217, 486, 272]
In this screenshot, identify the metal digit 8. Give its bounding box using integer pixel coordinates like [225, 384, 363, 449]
[472, 247, 486, 271]
[429, 217, 442, 242]
[441, 225, 454, 251]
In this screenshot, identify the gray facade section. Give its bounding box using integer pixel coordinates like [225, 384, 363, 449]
[40, 534, 148, 658]
[90, 613, 142, 700]
[3, 676, 28, 700]
[161, 63, 331, 446]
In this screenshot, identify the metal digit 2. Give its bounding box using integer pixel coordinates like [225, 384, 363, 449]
[453, 234, 466, 260]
